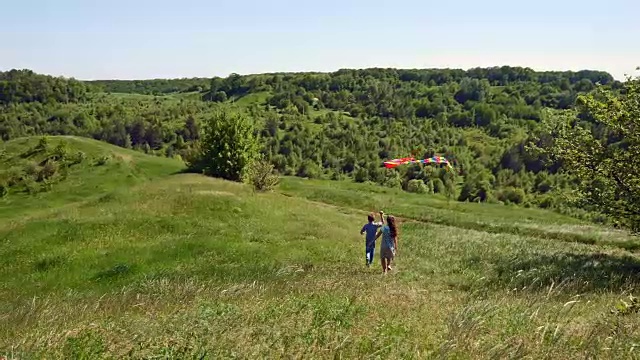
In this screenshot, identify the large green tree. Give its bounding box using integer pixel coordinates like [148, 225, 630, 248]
[187, 110, 260, 182]
[536, 75, 640, 231]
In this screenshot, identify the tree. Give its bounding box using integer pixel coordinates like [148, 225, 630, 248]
[183, 116, 200, 141]
[186, 110, 260, 182]
[534, 75, 640, 231]
[212, 91, 228, 102]
[243, 156, 280, 192]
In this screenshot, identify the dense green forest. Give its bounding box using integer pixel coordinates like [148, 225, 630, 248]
[87, 77, 210, 95]
[0, 67, 627, 223]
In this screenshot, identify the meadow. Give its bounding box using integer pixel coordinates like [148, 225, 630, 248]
[1, 136, 640, 359]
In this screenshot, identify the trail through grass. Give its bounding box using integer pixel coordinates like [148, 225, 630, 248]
[1, 137, 640, 358]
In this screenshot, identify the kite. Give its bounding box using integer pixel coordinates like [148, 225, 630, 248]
[383, 155, 453, 169]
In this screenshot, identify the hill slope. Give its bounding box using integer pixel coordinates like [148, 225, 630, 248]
[0, 136, 184, 221]
[2, 137, 640, 358]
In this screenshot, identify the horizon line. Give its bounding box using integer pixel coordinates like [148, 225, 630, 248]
[1, 64, 634, 82]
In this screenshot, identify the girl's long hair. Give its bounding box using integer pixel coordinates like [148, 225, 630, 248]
[387, 215, 398, 238]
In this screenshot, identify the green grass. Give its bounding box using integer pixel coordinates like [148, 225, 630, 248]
[0, 136, 184, 222]
[2, 136, 640, 358]
[278, 177, 640, 250]
[230, 91, 271, 107]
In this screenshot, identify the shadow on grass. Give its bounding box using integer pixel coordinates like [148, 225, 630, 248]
[477, 251, 640, 294]
[171, 168, 192, 176]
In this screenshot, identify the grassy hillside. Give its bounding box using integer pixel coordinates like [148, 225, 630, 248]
[2, 137, 640, 358]
[0, 136, 184, 221]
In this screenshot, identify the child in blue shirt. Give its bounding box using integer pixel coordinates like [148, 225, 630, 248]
[360, 211, 384, 267]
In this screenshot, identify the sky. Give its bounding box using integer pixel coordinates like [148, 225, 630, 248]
[1, 0, 638, 80]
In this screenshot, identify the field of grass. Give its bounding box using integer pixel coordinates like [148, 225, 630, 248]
[2, 136, 640, 358]
[230, 91, 271, 108]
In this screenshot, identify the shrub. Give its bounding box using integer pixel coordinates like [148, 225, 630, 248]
[243, 158, 280, 192]
[70, 151, 86, 165]
[24, 179, 40, 194]
[40, 179, 54, 192]
[6, 168, 24, 186]
[496, 187, 526, 204]
[38, 160, 59, 182]
[186, 110, 259, 182]
[52, 141, 69, 161]
[23, 162, 39, 179]
[383, 175, 402, 189]
[331, 171, 346, 181]
[425, 180, 435, 194]
[165, 146, 175, 158]
[537, 194, 557, 209]
[95, 155, 110, 166]
[432, 178, 445, 193]
[297, 160, 322, 179]
[354, 167, 369, 183]
[35, 136, 49, 152]
[0, 183, 7, 198]
[180, 142, 201, 166]
[407, 179, 427, 194]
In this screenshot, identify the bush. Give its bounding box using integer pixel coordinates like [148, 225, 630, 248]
[95, 155, 110, 166]
[52, 141, 69, 161]
[383, 175, 402, 189]
[180, 142, 201, 166]
[537, 194, 557, 209]
[165, 146, 175, 158]
[443, 178, 457, 201]
[243, 159, 280, 192]
[354, 167, 369, 183]
[407, 179, 427, 194]
[69, 151, 86, 165]
[496, 187, 526, 204]
[35, 136, 49, 152]
[425, 180, 435, 194]
[432, 178, 445, 193]
[6, 168, 24, 186]
[23, 162, 39, 179]
[331, 171, 346, 181]
[24, 179, 40, 194]
[0, 184, 7, 198]
[297, 160, 321, 179]
[186, 110, 259, 182]
[37, 160, 59, 182]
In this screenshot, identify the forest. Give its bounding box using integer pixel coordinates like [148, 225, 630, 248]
[0, 67, 630, 224]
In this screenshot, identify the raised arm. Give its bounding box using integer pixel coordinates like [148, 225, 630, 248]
[379, 211, 385, 225]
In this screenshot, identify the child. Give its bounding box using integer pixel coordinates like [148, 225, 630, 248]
[376, 215, 398, 273]
[360, 211, 385, 267]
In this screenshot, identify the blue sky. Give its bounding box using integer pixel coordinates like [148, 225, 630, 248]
[2, 0, 638, 80]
